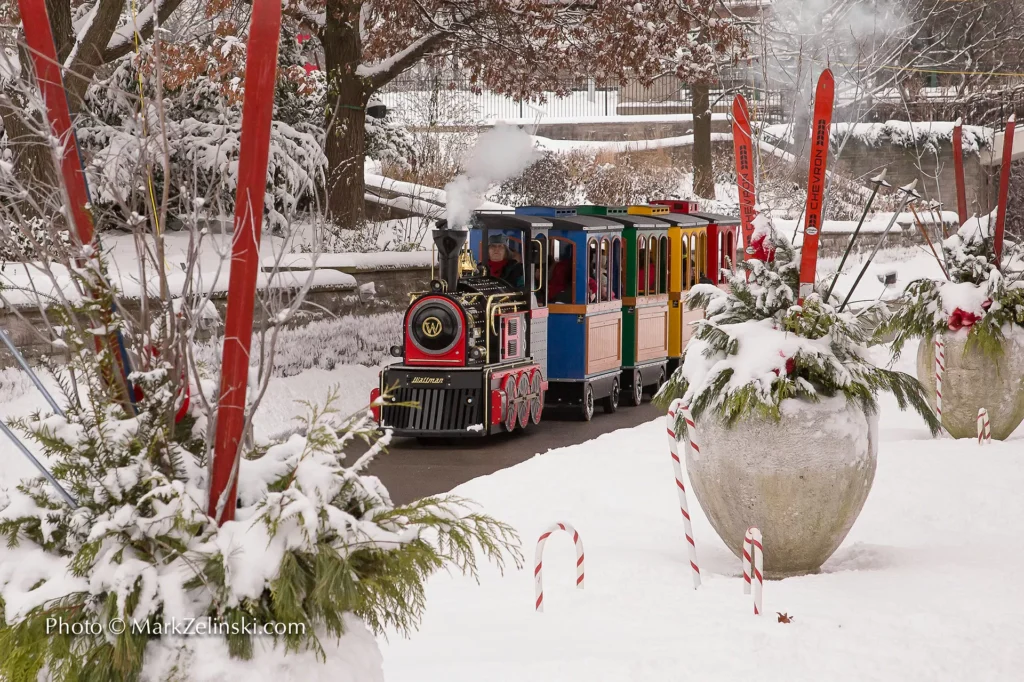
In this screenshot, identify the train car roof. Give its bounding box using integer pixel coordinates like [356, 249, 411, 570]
[690, 211, 741, 226]
[472, 213, 553, 230]
[590, 214, 661, 229]
[546, 215, 624, 231]
[649, 212, 709, 228]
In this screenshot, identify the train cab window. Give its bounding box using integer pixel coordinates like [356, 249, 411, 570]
[531, 236, 547, 306]
[637, 238, 648, 295]
[485, 233, 525, 288]
[549, 238, 575, 304]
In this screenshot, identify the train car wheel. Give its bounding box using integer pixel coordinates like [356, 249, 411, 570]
[503, 375, 518, 432]
[581, 384, 595, 421]
[603, 379, 620, 414]
[529, 370, 543, 424]
[627, 371, 643, 407]
[516, 372, 530, 429]
[650, 368, 667, 396]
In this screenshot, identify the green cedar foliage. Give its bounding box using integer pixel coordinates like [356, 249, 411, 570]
[654, 212, 939, 436]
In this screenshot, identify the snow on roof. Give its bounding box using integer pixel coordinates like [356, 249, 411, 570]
[492, 113, 729, 126]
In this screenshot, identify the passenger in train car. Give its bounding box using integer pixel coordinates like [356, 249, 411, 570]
[486, 234, 525, 287]
[638, 250, 656, 293]
[549, 244, 573, 303]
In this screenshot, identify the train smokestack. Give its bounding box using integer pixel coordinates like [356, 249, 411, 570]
[432, 221, 467, 291]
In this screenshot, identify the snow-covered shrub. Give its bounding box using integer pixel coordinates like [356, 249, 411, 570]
[583, 150, 683, 206]
[194, 312, 403, 375]
[0, 301, 520, 682]
[654, 210, 939, 434]
[877, 211, 1024, 359]
[492, 150, 589, 206]
[0, 215, 70, 261]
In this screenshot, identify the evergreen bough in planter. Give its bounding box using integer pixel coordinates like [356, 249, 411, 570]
[0, 312, 521, 681]
[876, 213, 1024, 360]
[654, 212, 939, 435]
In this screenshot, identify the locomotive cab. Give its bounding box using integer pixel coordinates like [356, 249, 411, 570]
[372, 213, 551, 437]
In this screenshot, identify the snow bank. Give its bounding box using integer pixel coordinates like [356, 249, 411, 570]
[268, 252, 433, 271]
[378, 342, 1024, 680]
[531, 132, 732, 154]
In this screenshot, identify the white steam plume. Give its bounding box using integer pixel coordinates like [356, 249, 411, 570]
[444, 123, 538, 228]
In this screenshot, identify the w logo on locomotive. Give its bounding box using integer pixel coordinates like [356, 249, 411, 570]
[421, 317, 443, 338]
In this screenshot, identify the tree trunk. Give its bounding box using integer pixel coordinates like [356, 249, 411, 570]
[692, 83, 715, 200]
[322, 1, 369, 230]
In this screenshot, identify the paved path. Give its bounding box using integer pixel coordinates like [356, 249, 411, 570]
[363, 403, 662, 505]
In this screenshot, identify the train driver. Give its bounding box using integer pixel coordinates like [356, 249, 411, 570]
[486, 234, 525, 287]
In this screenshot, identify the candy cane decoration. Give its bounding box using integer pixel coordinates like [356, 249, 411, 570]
[666, 399, 702, 588]
[977, 408, 991, 444]
[935, 338, 945, 433]
[742, 527, 764, 615]
[534, 522, 584, 612]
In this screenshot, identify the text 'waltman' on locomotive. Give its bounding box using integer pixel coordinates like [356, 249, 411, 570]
[369, 203, 740, 438]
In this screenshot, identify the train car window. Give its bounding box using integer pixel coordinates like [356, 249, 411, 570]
[659, 236, 668, 295]
[680, 235, 690, 292]
[549, 238, 575, 304]
[612, 238, 622, 300]
[687, 234, 697, 289]
[698, 232, 708, 282]
[587, 238, 599, 303]
[599, 238, 611, 302]
[725, 231, 735, 282]
[531, 236, 547, 306]
[647, 235, 659, 295]
[637, 237, 648, 296]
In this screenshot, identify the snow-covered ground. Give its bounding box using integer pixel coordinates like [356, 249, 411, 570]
[379, 339, 1023, 681]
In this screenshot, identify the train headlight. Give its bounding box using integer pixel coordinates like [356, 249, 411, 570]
[469, 346, 483, 360]
[408, 298, 463, 355]
[390, 345, 402, 357]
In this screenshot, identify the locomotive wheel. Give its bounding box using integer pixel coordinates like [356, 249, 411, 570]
[603, 379, 620, 414]
[516, 372, 531, 429]
[627, 371, 644, 407]
[581, 384, 595, 421]
[529, 370, 543, 424]
[503, 376, 518, 432]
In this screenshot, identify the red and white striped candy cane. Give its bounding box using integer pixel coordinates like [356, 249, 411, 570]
[935, 338, 945, 433]
[534, 522, 584, 612]
[977, 408, 991, 444]
[666, 399, 702, 588]
[742, 527, 764, 615]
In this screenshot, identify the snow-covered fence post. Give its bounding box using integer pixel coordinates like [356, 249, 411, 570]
[977, 408, 992, 444]
[742, 527, 764, 615]
[935, 338, 945, 435]
[534, 522, 584, 612]
[666, 399, 702, 588]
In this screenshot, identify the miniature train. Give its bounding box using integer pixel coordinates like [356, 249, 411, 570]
[369, 202, 740, 438]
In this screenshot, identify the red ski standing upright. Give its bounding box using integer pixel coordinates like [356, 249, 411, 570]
[209, 0, 282, 523]
[952, 118, 968, 227]
[732, 95, 758, 258]
[993, 114, 1015, 270]
[797, 69, 835, 304]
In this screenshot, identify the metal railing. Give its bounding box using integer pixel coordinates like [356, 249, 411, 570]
[377, 74, 785, 125]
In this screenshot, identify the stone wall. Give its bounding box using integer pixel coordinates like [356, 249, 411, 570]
[0, 266, 433, 368]
[828, 139, 996, 214]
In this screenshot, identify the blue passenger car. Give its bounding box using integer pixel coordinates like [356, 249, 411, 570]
[515, 206, 624, 420]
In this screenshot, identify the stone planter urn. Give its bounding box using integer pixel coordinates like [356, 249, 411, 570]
[916, 332, 1024, 440]
[685, 396, 878, 578]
